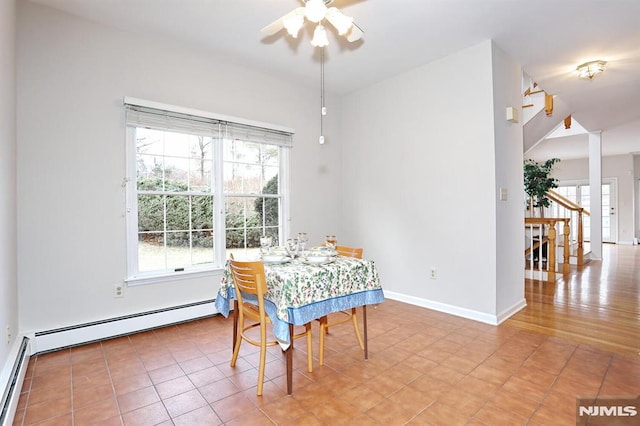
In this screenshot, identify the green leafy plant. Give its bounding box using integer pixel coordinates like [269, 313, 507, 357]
[137, 177, 213, 247]
[524, 158, 560, 209]
[254, 175, 279, 227]
[137, 174, 279, 249]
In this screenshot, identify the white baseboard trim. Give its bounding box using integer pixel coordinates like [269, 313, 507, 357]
[1, 337, 30, 426]
[383, 291, 526, 326]
[31, 299, 219, 354]
[496, 299, 528, 325]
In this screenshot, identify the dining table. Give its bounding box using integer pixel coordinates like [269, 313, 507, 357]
[214, 254, 384, 395]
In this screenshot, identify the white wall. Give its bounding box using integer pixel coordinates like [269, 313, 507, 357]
[553, 154, 635, 244]
[16, 2, 343, 334]
[0, 0, 18, 378]
[490, 43, 526, 319]
[340, 40, 524, 323]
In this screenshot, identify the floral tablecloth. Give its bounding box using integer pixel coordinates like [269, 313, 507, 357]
[215, 256, 384, 345]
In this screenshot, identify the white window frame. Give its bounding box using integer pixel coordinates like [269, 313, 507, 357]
[124, 97, 292, 285]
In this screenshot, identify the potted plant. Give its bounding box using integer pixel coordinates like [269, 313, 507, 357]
[523, 158, 560, 216]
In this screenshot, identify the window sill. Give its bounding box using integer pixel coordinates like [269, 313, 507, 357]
[126, 267, 224, 287]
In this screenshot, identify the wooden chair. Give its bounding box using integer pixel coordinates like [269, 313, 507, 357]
[229, 259, 313, 395]
[318, 245, 365, 365]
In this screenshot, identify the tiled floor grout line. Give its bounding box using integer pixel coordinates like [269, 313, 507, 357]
[463, 331, 533, 424]
[521, 341, 573, 425]
[594, 353, 615, 402]
[101, 340, 124, 426]
[70, 351, 75, 426]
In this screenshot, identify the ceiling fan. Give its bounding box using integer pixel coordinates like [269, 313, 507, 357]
[261, 0, 364, 47]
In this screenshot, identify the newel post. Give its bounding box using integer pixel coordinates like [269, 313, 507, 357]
[547, 223, 556, 283]
[563, 219, 570, 274]
[577, 210, 584, 266]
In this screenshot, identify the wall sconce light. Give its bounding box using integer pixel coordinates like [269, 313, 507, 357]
[564, 115, 572, 129]
[545, 93, 554, 116]
[577, 60, 606, 80]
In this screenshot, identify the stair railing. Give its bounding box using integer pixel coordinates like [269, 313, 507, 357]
[525, 218, 570, 282]
[545, 190, 590, 266]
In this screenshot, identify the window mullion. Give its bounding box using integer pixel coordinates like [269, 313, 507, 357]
[213, 133, 225, 266]
[280, 147, 290, 245]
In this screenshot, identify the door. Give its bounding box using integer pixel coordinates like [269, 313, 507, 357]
[602, 180, 617, 243]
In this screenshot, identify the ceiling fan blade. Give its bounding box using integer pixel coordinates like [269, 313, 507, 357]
[261, 17, 285, 36]
[345, 21, 364, 42]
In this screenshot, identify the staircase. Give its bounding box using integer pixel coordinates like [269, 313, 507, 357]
[522, 74, 593, 282]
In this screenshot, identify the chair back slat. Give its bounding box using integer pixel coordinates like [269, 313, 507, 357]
[229, 259, 268, 311]
[335, 245, 363, 259]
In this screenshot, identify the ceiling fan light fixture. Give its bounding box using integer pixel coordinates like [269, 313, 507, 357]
[283, 9, 305, 37]
[261, 0, 363, 47]
[305, 0, 328, 23]
[326, 7, 353, 35]
[311, 24, 329, 47]
[577, 60, 606, 80]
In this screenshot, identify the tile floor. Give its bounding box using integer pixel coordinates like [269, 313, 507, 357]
[12, 299, 640, 425]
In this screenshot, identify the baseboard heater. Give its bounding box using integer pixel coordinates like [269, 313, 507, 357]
[33, 299, 219, 354]
[0, 337, 30, 426]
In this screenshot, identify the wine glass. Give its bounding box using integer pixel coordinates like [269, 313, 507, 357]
[325, 235, 337, 249]
[297, 232, 308, 253]
[286, 238, 298, 258]
[259, 235, 272, 254]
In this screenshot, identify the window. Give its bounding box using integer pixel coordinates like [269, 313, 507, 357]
[124, 98, 292, 283]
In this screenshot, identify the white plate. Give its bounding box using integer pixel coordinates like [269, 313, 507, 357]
[262, 255, 290, 264]
[302, 257, 335, 265]
[309, 247, 338, 256]
[265, 259, 291, 265]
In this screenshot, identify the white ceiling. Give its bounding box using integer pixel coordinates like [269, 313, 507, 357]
[29, 0, 640, 159]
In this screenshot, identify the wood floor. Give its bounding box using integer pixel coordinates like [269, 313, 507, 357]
[506, 243, 640, 358]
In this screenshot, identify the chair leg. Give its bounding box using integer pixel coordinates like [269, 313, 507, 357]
[351, 307, 365, 351]
[322, 315, 329, 334]
[319, 317, 327, 366]
[256, 322, 267, 396]
[305, 323, 313, 372]
[230, 320, 243, 367]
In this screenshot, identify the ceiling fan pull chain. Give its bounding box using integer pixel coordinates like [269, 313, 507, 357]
[319, 47, 326, 144]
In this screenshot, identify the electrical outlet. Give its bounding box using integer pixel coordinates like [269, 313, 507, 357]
[114, 284, 124, 298]
[6, 325, 11, 344]
[430, 267, 437, 279]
